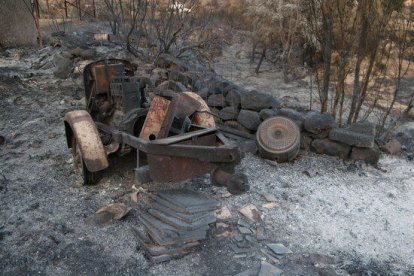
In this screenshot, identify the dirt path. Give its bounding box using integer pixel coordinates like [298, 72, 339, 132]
[1, 47, 413, 275]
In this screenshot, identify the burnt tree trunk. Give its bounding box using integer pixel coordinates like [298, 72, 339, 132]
[255, 48, 266, 74]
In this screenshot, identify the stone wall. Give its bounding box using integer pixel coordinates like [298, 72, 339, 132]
[0, 0, 37, 47]
[149, 54, 381, 164]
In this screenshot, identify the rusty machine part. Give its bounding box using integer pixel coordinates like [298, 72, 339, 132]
[64, 110, 109, 184]
[64, 59, 249, 194]
[256, 116, 300, 162]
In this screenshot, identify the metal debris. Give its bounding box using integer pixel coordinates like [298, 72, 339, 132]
[64, 59, 249, 194]
[136, 189, 219, 263]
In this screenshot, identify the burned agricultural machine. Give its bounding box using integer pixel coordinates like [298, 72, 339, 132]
[64, 59, 249, 195]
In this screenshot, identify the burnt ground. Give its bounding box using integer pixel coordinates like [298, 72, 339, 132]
[1, 44, 414, 275]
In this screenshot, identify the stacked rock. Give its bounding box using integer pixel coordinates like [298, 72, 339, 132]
[136, 189, 219, 263]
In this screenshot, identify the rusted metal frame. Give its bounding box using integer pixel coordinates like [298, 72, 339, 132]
[217, 124, 255, 140]
[112, 131, 240, 163]
[149, 128, 217, 145]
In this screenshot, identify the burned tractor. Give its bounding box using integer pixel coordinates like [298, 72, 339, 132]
[64, 59, 249, 195]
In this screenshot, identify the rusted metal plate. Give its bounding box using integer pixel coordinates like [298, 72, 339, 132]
[148, 155, 211, 182]
[91, 63, 124, 94]
[64, 110, 108, 172]
[147, 134, 217, 182]
[139, 96, 174, 140]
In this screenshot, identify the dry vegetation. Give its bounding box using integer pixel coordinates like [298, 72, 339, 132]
[16, 0, 414, 133]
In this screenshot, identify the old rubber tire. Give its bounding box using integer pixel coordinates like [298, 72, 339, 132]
[71, 136, 98, 185]
[256, 116, 300, 162]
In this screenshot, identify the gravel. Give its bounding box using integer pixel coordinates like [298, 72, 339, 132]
[1, 43, 414, 275]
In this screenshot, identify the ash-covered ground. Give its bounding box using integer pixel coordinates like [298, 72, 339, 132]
[1, 44, 414, 276]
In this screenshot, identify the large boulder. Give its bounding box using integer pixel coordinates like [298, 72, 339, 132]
[329, 121, 375, 148]
[240, 90, 275, 111]
[208, 94, 226, 107]
[219, 106, 239, 121]
[311, 139, 351, 159]
[276, 108, 305, 130]
[237, 110, 261, 131]
[304, 111, 338, 137]
[350, 145, 380, 165]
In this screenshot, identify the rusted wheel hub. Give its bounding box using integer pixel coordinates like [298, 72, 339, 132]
[256, 116, 300, 162]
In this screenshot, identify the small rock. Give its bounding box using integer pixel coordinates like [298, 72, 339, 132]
[234, 234, 244, 242]
[256, 226, 266, 241]
[96, 203, 131, 220]
[219, 106, 239, 120]
[238, 110, 261, 131]
[258, 261, 283, 276]
[303, 168, 319, 177]
[238, 219, 251, 228]
[266, 243, 292, 255]
[216, 206, 232, 220]
[262, 193, 277, 202]
[208, 94, 226, 107]
[238, 226, 252, 235]
[245, 235, 255, 243]
[380, 138, 401, 155]
[262, 202, 279, 209]
[395, 122, 414, 154]
[233, 253, 247, 259]
[304, 111, 338, 136]
[239, 204, 262, 223]
[350, 145, 381, 165]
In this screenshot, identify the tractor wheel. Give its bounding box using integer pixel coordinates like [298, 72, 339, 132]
[71, 136, 98, 185]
